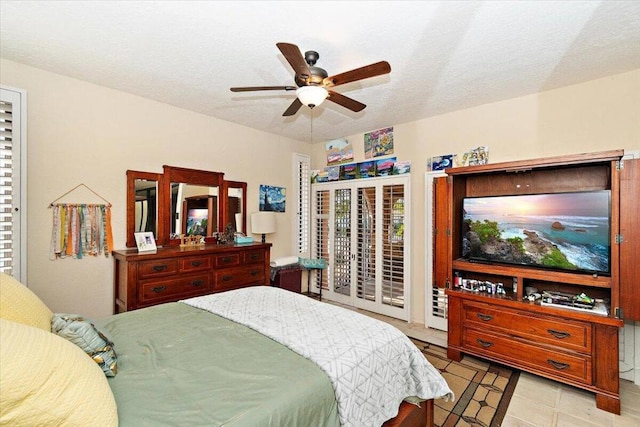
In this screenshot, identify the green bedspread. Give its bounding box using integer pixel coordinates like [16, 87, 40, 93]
[96, 302, 340, 427]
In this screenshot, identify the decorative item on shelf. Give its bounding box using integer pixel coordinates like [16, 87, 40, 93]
[460, 146, 489, 166]
[357, 161, 376, 178]
[179, 234, 204, 248]
[428, 154, 453, 171]
[375, 156, 396, 176]
[251, 211, 276, 243]
[393, 160, 411, 175]
[216, 223, 236, 244]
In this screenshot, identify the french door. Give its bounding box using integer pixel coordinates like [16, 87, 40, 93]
[311, 175, 410, 321]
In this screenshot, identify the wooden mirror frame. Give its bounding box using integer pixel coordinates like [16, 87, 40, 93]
[126, 170, 164, 248]
[221, 180, 248, 235]
[162, 165, 225, 246]
[126, 167, 248, 248]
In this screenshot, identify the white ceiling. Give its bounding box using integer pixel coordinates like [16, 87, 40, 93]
[1, 1, 639, 143]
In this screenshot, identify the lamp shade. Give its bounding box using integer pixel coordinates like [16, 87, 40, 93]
[296, 86, 328, 108]
[251, 211, 276, 235]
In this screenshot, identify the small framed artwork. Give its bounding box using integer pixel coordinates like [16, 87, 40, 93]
[259, 185, 286, 212]
[134, 232, 157, 253]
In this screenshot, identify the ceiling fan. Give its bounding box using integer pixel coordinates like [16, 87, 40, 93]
[230, 42, 391, 117]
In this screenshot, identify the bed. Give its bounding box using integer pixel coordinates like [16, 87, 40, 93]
[0, 273, 452, 426]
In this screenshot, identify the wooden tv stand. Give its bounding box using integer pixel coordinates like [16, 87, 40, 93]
[442, 150, 639, 414]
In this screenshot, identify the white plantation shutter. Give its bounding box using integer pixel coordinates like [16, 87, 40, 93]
[0, 87, 25, 280]
[294, 154, 310, 255]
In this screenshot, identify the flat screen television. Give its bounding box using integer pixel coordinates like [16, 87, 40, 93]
[461, 190, 611, 275]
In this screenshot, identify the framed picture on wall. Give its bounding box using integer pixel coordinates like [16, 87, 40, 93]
[134, 232, 157, 253]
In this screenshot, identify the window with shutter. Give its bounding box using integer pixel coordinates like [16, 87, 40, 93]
[0, 87, 25, 280]
[294, 154, 310, 256]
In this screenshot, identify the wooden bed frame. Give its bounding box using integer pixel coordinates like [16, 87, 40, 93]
[383, 399, 433, 427]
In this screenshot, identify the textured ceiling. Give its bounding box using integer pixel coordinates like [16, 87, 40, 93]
[1, 1, 639, 143]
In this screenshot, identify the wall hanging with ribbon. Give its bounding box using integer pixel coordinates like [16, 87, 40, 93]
[48, 184, 114, 260]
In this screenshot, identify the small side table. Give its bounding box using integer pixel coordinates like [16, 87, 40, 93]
[299, 258, 326, 301]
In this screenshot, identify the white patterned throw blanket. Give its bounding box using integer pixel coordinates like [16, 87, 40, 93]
[183, 287, 453, 427]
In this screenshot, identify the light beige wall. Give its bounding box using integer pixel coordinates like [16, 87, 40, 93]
[1, 59, 310, 318]
[312, 69, 640, 325]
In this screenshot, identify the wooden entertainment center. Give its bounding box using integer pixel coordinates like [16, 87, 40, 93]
[443, 150, 638, 414]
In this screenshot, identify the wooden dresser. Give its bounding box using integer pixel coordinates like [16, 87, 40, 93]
[113, 242, 271, 313]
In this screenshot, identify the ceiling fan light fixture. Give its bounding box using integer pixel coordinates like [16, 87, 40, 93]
[296, 86, 328, 108]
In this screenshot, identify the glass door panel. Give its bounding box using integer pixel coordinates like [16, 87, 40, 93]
[333, 188, 351, 297]
[382, 184, 405, 309]
[356, 187, 376, 303]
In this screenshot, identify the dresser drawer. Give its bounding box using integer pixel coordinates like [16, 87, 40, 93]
[213, 253, 240, 268]
[138, 259, 179, 279]
[180, 256, 211, 272]
[464, 328, 592, 384]
[139, 274, 212, 305]
[242, 250, 264, 264]
[213, 265, 265, 291]
[463, 301, 591, 352]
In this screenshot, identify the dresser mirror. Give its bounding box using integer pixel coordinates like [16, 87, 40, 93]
[223, 180, 247, 235]
[126, 166, 248, 247]
[126, 170, 163, 247]
[163, 165, 224, 245]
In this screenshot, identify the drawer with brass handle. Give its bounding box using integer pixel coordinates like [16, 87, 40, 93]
[463, 327, 591, 384]
[463, 300, 591, 352]
[138, 259, 179, 278]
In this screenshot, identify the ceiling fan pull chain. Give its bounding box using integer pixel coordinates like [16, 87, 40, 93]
[310, 109, 314, 143]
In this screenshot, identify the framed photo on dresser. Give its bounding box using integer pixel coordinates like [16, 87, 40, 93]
[134, 232, 157, 253]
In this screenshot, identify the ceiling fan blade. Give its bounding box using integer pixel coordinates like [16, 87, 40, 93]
[276, 42, 311, 80]
[230, 86, 296, 92]
[323, 61, 391, 87]
[327, 90, 366, 112]
[282, 98, 303, 116]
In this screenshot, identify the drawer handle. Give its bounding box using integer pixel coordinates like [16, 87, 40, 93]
[222, 275, 233, 282]
[190, 260, 202, 267]
[151, 286, 166, 293]
[547, 359, 570, 370]
[250, 270, 258, 276]
[476, 313, 494, 322]
[547, 329, 571, 339]
[191, 280, 204, 287]
[222, 257, 234, 263]
[476, 338, 494, 348]
[249, 253, 259, 260]
[152, 265, 168, 272]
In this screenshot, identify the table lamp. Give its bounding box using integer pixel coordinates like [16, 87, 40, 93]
[251, 211, 276, 243]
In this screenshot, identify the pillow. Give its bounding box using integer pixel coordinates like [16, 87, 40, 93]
[0, 272, 52, 330]
[52, 313, 118, 377]
[0, 318, 118, 426]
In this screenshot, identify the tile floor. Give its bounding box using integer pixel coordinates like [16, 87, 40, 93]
[339, 304, 640, 427]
